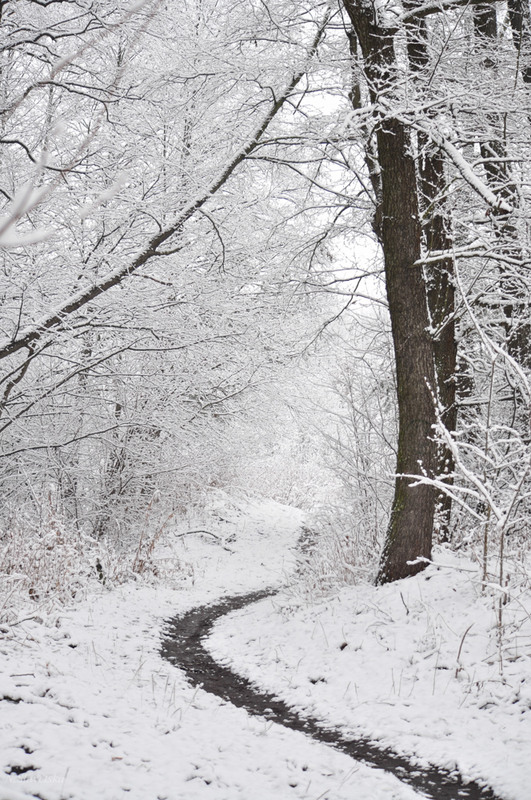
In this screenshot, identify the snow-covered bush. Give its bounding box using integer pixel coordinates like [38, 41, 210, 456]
[0, 503, 97, 621]
[0, 491, 187, 623]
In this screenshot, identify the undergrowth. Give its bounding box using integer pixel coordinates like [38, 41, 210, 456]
[0, 499, 186, 626]
[295, 502, 382, 596]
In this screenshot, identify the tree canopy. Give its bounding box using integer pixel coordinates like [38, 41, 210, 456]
[1, 0, 531, 585]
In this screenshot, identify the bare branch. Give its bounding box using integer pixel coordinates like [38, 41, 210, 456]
[0, 10, 332, 362]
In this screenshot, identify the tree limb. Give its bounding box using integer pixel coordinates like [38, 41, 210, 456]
[0, 11, 331, 363]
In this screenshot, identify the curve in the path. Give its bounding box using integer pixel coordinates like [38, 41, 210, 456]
[160, 589, 502, 800]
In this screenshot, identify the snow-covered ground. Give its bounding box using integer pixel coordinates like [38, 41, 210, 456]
[0, 493, 529, 799]
[209, 549, 531, 800]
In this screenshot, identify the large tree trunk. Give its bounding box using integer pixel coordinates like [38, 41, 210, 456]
[376, 118, 437, 582]
[343, 3, 438, 582]
[405, 8, 457, 541]
[420, 140, 457, 541]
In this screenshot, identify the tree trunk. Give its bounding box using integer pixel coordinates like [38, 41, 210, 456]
[376, 117, 437, 582]
[420, 139, 457, 541]
[343, 3, 438, 582]
[404, 9, 457, 541]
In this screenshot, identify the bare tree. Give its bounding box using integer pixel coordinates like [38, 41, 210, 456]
[0, 0, 336, 541]
[336, 0, 531, 581]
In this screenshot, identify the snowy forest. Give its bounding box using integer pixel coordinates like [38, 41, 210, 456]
[1, 1, 531, 799]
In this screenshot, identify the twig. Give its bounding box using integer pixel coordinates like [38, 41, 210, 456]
[176, 530, 234, 552]
[455, 623, 474, 678]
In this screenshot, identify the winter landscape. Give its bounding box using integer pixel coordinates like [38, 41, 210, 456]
[1, 1, 531, 798]
[1, 496, 530, 799]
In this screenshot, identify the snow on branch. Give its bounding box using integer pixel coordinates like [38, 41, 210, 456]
[0, 12, 332, 363]
[397, 0, 498, 25]
[407, 119, 513, 215]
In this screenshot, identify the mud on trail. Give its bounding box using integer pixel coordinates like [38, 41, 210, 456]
[161, 589, 502, 800]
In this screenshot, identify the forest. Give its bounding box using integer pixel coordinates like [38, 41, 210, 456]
[2, 0, 530, 591]
[1, 1, 531, 797]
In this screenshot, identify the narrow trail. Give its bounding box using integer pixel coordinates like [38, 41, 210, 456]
[161, 589, 502, 800]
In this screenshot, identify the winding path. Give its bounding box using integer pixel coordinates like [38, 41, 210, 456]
[161, 588, 502, 800]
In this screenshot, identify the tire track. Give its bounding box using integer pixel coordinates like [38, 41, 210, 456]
[161, 589, 502, 800]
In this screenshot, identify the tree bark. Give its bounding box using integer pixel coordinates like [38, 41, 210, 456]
[405, 5, 457, 541]
[343, 3, 438, 582]
[420, 140, 457, 541]
[375, 118, 438, 582]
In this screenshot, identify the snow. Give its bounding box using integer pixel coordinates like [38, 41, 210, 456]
[208, 548, 531, 800]
[0, 494, 529, 799]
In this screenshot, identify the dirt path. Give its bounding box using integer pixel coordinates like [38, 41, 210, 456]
[161, 589, 502, 800]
